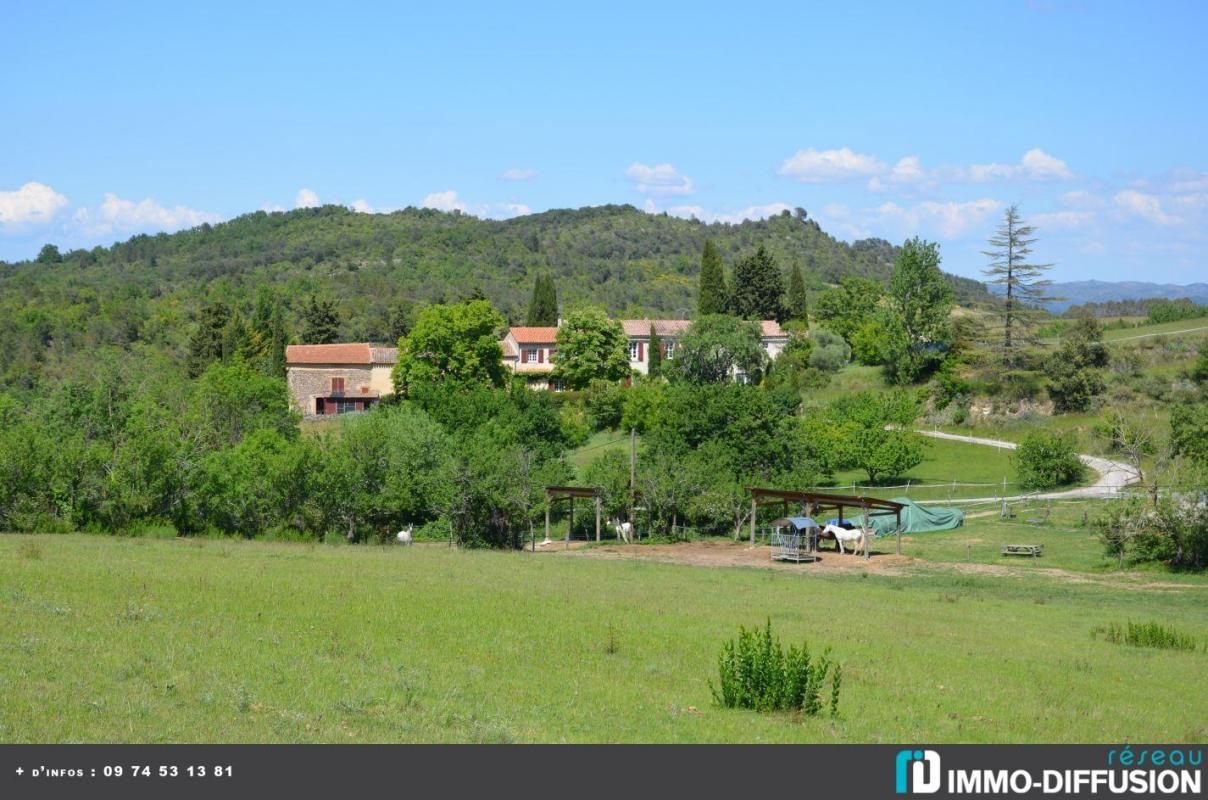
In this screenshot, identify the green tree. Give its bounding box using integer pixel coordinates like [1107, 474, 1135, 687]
[301, 294, 341, 344]
[982, 205, 1054, 367]
[188, 359, 299, 450]
[811, 277, 884, 342]
[786, 263, 809, 324]
[821, 390, 924, 483]
[1045, 317, 1108, 413]
[36, 243, 62, 264]
[387, 299, 417, 340]
[526, 274, 559, 326]
[806, 329, 851, 373]
[647, 324, 663, 378]
[881, 237, 953, 384]
[729, 245, 785, 322]
[186, 301, 232, 378]
[1014, 430, 1085, 490]
[392, 300, 507, 396]
[669, 315, 768, 384]
[698, 240, 729, 315]
[551, 305, 630, 390]
[250, 288, 290, 377]
[1170, 402, 1208, 467]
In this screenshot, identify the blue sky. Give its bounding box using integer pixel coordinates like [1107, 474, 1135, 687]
[2, 0, 1205, 283]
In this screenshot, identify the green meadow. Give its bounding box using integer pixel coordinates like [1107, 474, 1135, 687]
[2, 532, 1205, 743]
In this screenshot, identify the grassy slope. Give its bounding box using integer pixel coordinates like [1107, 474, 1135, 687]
[1102, 316, 1208, 342]
[2, 534, 1204, 743]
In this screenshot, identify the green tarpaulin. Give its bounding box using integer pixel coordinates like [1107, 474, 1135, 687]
[852, 497, 964, 536]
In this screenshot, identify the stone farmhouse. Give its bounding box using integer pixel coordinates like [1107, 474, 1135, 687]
[285, 343, 398, 417]
[286, 319, 788, 415]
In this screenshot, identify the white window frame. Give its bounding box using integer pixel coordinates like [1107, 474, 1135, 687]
[629, 341, 640, 361]
[526, 346, 540, 363]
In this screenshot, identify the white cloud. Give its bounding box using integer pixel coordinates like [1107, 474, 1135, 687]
[502, 168, 537, 181]
[624, 162, 694, 196]
[1114, 190, 1177, 225]
[0, 182, 70, 228]
[1060, 190, 1104, 209]
[421, 190, 468, 212]
[1168, 168, 1208, 193]
[295, 188, 320, 208]
[1020, 148, 1073, 179]
[868, 156, 929, 192]
[1032, 210, 1095, 229]
[876, 198, 1002, 238]
[500, 203, 531, 217]
[71, 194, 222, 237]
[779, 147, 883, 183]
[350, 199, 375, 214]
[967, 148, 1073, 182]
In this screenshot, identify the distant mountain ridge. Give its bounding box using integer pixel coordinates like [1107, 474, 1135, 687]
[989, 279, 1208, 313]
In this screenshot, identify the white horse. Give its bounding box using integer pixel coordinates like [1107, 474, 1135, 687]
[822, 523, 865, 555]
[396, 525, 413, 545]
[610, 518, 633, 543]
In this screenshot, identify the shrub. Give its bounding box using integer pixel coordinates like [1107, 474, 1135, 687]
[710, 619, 841, 717]
[1014, 431, 1085, 491]
[807, 330, 851, 373]
[1094, 620, 1202, 652]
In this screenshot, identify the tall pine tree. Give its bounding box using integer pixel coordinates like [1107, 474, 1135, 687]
[787, 263, 809, 326]
[526, 274, 558, 326]
[982, 205, 1053, 367]
[301, 294, 341, 344]
[729, 245, 786, 322]
[697, 240, 728, 315]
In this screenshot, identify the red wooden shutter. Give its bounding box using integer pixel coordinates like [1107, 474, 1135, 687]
[638, 341, 645, 361]
[538, 348, 545, 363]
[521, 348, 528, 363]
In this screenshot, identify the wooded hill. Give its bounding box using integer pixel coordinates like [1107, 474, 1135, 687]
[0, 204, 989, 391]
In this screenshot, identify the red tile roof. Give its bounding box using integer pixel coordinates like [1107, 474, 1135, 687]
[620, 319, 786, 338]
[286, 343, 398, 365]
[621, 319, 693, 337]
[508, 326, 560, 344]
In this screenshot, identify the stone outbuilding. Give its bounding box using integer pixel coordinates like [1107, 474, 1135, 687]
[285, 343, 397, 417]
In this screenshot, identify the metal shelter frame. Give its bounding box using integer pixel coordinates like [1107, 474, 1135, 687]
[542, 485, 603, 551]
[747, 487, 907, 559]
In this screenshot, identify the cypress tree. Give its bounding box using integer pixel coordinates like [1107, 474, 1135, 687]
[729, 245, 786, 322]
[647, 324, 663, 378]
[698, 240, 728, 315]
[787, 262, 809, 326]
[186, 301, 231, 377]
[526, 274, 558, 326]
[301, 294, 341, 344]
[249, 289, 290, 377]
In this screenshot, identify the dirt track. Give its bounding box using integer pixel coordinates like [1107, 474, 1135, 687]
[555, 539, 916, 572]
[549, 539, 1203, 592]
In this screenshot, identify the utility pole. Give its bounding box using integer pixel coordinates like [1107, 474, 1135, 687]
[629, 428, 637, 537]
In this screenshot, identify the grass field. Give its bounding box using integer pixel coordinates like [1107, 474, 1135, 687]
[3, 532, 1205, 743]
[1103, 316, 1208, 342]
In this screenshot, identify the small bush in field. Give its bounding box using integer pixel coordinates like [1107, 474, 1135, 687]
[1094, 620, 1202, 652]
[1014, 430, 1085, 491]
[710, 619, 841, 717]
